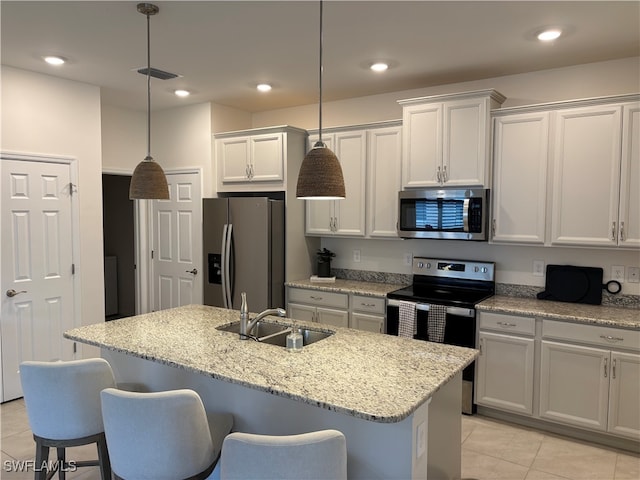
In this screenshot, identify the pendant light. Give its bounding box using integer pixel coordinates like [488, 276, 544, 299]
[129, 3, 170, 200]
[296, 0, 345, 200]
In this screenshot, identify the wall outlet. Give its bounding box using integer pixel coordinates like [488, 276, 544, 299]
[415, 421, 426, 459]
[628, 266, 640, 284]
[612, 265, 625, 283]
[404, 253, 413, 266]
[353, 249, 361, 263]
[533, 260, 545, 277]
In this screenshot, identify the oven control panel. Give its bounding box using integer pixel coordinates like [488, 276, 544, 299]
[412, 257, 495, 282]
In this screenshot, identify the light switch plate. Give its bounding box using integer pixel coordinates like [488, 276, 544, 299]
[353, 249, 361, 263]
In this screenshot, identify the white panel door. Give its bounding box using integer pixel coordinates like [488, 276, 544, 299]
[153, 171, 202, 311]
[1, 157, 75, 401]
[333, 130, 366, 236]
[608, 351, 640, 440]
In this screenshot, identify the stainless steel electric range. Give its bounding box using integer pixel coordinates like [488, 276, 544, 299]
[386, 257, 495, 414]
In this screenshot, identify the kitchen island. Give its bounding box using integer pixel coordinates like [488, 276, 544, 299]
[65, 304, 477, 479]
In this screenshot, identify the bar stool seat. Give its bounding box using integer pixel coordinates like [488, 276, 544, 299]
[217, 429, 347, 479]
[101, 388, 233, 480]
[20, 358, 116, 480]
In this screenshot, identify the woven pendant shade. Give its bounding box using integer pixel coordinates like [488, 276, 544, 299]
[296, 144, 345, 199]
[129, 156, 169, 199]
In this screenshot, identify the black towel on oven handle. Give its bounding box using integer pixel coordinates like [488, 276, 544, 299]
[428, 304, 447, 343]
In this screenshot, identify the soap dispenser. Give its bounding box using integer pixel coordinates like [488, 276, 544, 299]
[240, 292, 249, 339]
[286, 325, 303, 352]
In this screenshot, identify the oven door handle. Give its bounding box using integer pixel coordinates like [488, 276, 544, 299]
[387, 300, 474, 317]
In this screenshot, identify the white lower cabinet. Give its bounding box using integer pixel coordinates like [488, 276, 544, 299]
[476, 313, 535, 415]
[287, 287, 386, 332]
[287, 288, 349, 328]
[539, 320, 640, 440]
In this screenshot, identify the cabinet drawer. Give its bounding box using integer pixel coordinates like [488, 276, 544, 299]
[542, 320, 640, 352]
[479, 312, 535, 336]
[288, 288, 348, 309]
[351, 295, 385, 314]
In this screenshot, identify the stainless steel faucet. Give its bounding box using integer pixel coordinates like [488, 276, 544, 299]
[239, 292, 286, 339]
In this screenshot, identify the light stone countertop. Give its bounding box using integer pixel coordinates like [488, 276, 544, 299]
[477, 296, 640, 330]
[285, 278, 405, 297]
[64, 304, 476, 423]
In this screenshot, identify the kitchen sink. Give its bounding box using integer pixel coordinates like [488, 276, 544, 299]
[216, 321, 333, 347]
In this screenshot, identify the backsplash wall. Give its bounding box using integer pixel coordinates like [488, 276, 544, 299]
[321, 237, 640, 299]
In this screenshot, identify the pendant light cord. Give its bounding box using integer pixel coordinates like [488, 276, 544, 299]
[318, 0, 324, 145]
[146, 11, 152, 160]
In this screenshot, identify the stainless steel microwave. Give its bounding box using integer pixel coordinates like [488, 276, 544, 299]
[397, 188, 489, 240]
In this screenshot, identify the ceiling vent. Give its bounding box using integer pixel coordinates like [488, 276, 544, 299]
[136, 67, 180, 80]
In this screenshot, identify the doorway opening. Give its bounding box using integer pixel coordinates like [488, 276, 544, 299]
[102, 174, 136, 320]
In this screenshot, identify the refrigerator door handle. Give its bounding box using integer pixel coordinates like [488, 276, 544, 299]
[221, 224, 229, 308]
[225, 223, 233, 308]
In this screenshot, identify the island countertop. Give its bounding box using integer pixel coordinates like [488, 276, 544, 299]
[64, 304, 477, 423]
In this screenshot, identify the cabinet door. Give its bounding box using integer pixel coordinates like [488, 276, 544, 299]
[333, 131, 366, 236]
[476, 332, 534, 415]
[367, 126, 402, 237]
[491, 112, 549, 244]
[218, 137, 250, 183]
[316, 307, 349, 328]
[608, 351, 640, 440]
[305, 135, 335, 235]
[550, 105, 622, 246]
[539, 341, 609, 432]
[351, 312, 384, 333]
[250, 133, 283, 182]
[402, 103, 442, 187]
[443, 97, 488, 186]
[287, 303, 316, 323]
[619, 103, 640, 248]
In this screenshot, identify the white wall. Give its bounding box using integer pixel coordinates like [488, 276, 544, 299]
[250, 57, 640, 295]
[1, 66, 105, 355]
[101, 104, 145, 173]
[252, 57, 640, 129]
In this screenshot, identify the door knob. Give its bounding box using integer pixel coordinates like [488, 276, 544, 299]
[186, 268, 198, 275]
[6, 289, 27, 298]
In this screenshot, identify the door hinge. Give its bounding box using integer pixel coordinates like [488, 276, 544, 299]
[151, 250, 154, 259]
[71, 263, 76, 275]
[69, 182, 77, 196]
[73, 342, 77, 354]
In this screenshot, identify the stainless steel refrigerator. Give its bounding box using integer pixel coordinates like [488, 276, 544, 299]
[203, 197, 285, 311]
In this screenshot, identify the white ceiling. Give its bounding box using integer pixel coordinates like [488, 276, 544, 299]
[2, 1, 639, 113]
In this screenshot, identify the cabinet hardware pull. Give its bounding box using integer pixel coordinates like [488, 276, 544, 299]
[245, 164, 250, 178]
[361, 303, 375, 307]
[442, 165, 448, 182]
[497, 321, 516, 328]
[310, 296, 323, 301]
[604, 357, 608, 378]
[612, 358, 617, 379]
[479, 338, 483, 355]
[492, 219, 496, 236]
[619, 222, 625, 242]
[436, 166, 442, 183]
[611, 222, 616, 241]
[599, 335, 624, 342]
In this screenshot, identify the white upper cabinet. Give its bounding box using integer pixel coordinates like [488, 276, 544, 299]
[491, 111, 550, 244]
[366, 125, 402, 238]
[306, 131, 367, 236]
[399, 90, 505, 188]
[215, 126, 307, 193]
[619, 103, 640, 248]
[548, 102, 640, 248]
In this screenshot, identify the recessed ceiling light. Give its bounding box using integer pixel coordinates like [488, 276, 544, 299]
[257, 83, 272, 92]
[537, 29, 562, 42]
[370, 62, 389, 72]
[174, 89, 190, 97]
[43, 56, 66, 66]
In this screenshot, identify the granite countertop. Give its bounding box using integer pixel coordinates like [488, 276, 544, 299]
[285, 278, 405, 297]
[64, 304, 476, 423]
[477, 296, 640, 330]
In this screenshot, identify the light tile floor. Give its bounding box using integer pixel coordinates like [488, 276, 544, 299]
[1, 397, 638, 479]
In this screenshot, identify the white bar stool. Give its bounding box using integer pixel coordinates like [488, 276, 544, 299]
[217, 429, 347, 479]
[19, 358, 116, 480]
[101, 388, 233, 480]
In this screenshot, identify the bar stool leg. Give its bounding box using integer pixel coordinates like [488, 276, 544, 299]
[57, 447, 65, 480]
[34, 438, 49, 480]
[96, 433, 112, 480]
